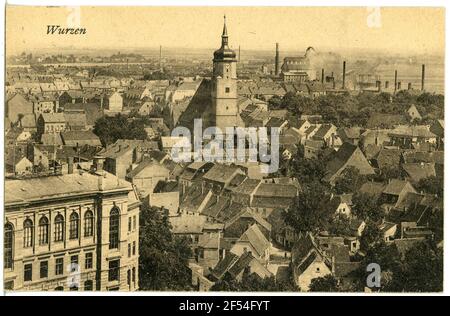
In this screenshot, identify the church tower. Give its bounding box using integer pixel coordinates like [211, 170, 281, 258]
[212, 16, 240, 131]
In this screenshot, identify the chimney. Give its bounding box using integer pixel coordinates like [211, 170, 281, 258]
[239, 45, 241, 63]
[342, 61, 346, 89]
[394, 70, 398, 93]
[421, 64, 425, 91]
[275, 43, 280, 76]
[67, 156, 74, 174]
[92, 155, 105, 173]
[408, 83, 412, 90]
[385, 81, 389, 89]
[321, 68, 324, 84]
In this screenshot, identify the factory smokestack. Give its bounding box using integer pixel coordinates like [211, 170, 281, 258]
[394, 70, 398, 93]
[342, 61, 346, 89]
[321, 68, 324, 84]
[421, 64, 425, 91]
[275, 43, 280, 76]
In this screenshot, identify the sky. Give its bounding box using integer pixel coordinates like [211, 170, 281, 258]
[6, 6, 445, 56]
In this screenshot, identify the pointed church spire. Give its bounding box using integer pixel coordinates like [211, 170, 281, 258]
[222, 15, 228, 36]
[221, 15, 228, 47]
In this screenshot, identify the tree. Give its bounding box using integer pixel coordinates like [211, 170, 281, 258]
[309, 275, 339, 292]
[359, 220, 384, 252]
[334, 167, 367, 194]
[284, 148, 327, 184]
[328, 215, 354, 236]
[352, 192, 384, 222]
[415, 176, 443, 198]
[394, 242, 443, 292]
[212, 269, 298, 292]
[284, 180, 332, 233]
[93, 114, 148, 146]
[139, 205, 193, 291]
[268, 95, 283, 110]
[356, 240, 443, 292]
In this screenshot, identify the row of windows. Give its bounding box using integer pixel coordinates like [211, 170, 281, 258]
[4, 207, 120, 269]
[23, 252, 94, 282]
[5, 280, 94, 292]
[22, 211, 94, 248]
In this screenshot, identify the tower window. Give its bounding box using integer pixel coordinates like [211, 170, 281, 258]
[225, 87, 230, 93]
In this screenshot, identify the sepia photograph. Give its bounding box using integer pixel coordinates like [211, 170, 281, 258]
[2, 4, 445, 296]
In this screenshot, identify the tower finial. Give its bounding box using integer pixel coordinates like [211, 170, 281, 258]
[222, 15, 228, 37]
[221, 15, 228, 47]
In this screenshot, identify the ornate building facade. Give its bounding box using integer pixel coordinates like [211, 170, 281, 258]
[4, 157, 140, 291]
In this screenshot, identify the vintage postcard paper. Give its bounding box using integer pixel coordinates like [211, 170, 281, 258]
[4, 6, 444, 293]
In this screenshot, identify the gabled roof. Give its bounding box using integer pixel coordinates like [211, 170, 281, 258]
[232, 178, 261, 195]
[312, 124, 335, 140]
[211, 253, 240, 279]
[338, 127, 361, 140]
[169, 214, 206, 234]
[224, 208, 271, 235]
[383, 179, 415, 196]
[63, 112, 87, 127]
[374, 148, 402, 169]
[64, 103, 103, 126]
[40, 133, 63, 146]
[236, 224, 270, 258]
[126, 159, 169, 179]
[228, 252, 261, 279]
[389, 125, 436, 138]
[60, 131, 101, 144]
[378, 221, 397, 233]
[40, 113, 66, 123]
[402, 150, 444, 165]
[5, 171, 132, 205]
[402, 163, 436, 182]
[292, 233, 323, 268]
[254, 183, 298, 198]
[203, 164, 242, 184]
[324, 142, 373, 182]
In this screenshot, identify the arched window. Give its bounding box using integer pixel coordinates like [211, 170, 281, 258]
[23, 219, 33, 248]
[109, 207, 120, 249]
[84, 210, 94, 237]
[132, 267, 136, 287]
[38, 216, 49, 245]
[55, 286, 64, 291]
[54, 214, 64, 242]
[69, 212, 79, 240]
[127, 269, 131, 288]
[4, 223, 14, 269]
